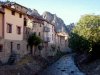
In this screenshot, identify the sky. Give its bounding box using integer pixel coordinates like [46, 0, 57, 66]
[1, 0, 100, 25]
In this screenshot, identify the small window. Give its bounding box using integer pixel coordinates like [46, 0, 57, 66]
[40, 24, 41, 27]
[19, 13, 22, 18]
[0, 44, 3, 52]
[17, 26, 21, 34]
[7, 23, 12, 33]
[39, 32, 41, 36]
[11, 11, 15, 15]
[17, 44, 20, 50]
[24, 18, 27, 26]
[34, 32, 36, 36]
[33, 23, 36, 27]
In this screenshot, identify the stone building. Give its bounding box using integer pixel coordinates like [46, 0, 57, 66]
[0, 2, 29, 63]
[0, 1, 69, 63]
[0, 8, 5, 62]
[41, 20, 57, 57]
[24, 14, 45, 55]
[57, 32, 69, 52]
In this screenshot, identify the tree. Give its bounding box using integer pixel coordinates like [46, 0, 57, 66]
[69, 14, 100, 57]
[74, 15, 100, 43]
[27, 34, 42, 55]
[69, 33, 90, 53]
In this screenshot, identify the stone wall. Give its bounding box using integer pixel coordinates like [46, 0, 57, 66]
[41, 43, 57, 58]
[0, 39, 29, 63]
[0, 39, 11, 63]
[0, 36, 68, 63]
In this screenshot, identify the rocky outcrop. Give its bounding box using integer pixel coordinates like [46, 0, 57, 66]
[27, 9, 41, 17]
[30, 9, 40, 17]
[42, 11, 67, 32]
[66, 23, 75, 33]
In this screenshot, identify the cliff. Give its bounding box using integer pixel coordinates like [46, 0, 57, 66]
[42, 11, 67, 32]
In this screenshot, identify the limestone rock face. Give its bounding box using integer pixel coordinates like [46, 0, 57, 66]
[31, 9, 40, 17]
[66, 23, 75, 33]
[27, 9, 41, 17]
[42, 12, 67, 32]
[42, 11, 54, 23]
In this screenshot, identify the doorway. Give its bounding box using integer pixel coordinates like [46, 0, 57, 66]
[11, 42, 13, 53]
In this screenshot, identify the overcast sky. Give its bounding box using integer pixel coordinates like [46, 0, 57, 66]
[1, 0, 100, 25]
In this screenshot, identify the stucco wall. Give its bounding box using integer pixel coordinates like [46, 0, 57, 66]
[27, 18, 33, 29]
[32, 22, 44, 39]
[4, 8, 24, 40]
[0, 13, 3, 38]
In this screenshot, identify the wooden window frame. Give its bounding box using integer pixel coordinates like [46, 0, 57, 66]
[17, 26, 21, 35]
[19, 13, 22, 18]
[7, 23, 12, 33]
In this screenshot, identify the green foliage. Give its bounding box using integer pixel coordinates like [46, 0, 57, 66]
[69, 14, 100, 55]
[69, 33, 91, 53]
[28, 34, 42, 46]
[74, 15, 100, 43]
[27, 34, 42, 54]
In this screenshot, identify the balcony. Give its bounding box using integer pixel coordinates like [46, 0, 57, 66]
[43, 26, 50, 32]
[44, 37, 50, 42]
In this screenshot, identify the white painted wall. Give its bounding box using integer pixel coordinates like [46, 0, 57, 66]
[44, 21, 55, 44]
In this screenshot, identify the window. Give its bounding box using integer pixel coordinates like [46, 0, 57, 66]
[34, 32, 36, 35]
[19, 13, 22, 18]
[11, 42, 13, 53]
[17, 44, 20, 50]
[7, 23, 12, 33]
[11, 11, 15, 15]
[40, 24, 41, 27]
[33, 23, 36, 27]
[17, 26, 21, 34]
[39, 32, 41, 36]
[0, 44, 3, 52]
[24, 18, 27, 26]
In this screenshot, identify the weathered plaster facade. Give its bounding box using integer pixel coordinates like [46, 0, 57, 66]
[0, 2, 69, 63]
[4, 8, 24, 40]
[0, 8, 4, 38]
[57, 32, 69, 52]
[0, 3, 29, 63]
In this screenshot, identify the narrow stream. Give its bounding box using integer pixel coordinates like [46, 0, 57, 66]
[38, 54, 85, 75]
